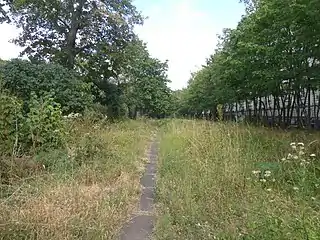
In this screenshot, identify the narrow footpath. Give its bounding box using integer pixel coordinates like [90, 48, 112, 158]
[119, 134, 159, 240]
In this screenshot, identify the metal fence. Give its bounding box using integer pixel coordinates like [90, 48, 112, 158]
[222, 89, 320, 129]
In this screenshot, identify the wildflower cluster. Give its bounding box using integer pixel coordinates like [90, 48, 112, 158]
[252, 169, 275, 190]
[250, 142, 318, 195]
[63, 112, 82, 119]
[281, 142, 316, 167]
[280, 142, 318, 197]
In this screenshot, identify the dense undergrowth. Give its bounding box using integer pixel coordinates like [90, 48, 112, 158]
[155, 119, 320, 240]
[0, 118, 155, 240]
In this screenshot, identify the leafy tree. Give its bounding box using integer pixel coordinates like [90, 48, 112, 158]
[179, 0, 320, 126]
[120, 40, 172, 118]
[4, 0, 143, 69]
[0, 59, 93, 114]
[3, 1, 176, 120]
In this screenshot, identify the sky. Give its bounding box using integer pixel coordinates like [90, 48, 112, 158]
[0, 0, 245, 90]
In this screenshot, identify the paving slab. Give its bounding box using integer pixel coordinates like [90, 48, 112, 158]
[120, 215, 155, 240]
[119, 137, 159, 239]
[139, 187, 155, 211]
[145, 162, 157, 175]
[140, 174, 156, 188]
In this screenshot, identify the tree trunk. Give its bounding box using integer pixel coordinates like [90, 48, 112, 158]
[65, 0, 85, 69]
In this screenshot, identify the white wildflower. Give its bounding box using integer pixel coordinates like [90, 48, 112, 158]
[260, 178, 267, 183]
[310, 154, 316, 157]
[271, 178, 276, 182]
[293, 155, 299, 160]
[287, 153, 293, 159]
[290, 142, 296, 146]
[281, 158, 286, 161]
[264, 170, 271, 177]
[252, 170, 261, 175]
[297, 142, 304, 146]
[293, 187, 299, 191]
[292, 145, 297, 150]
[311, 197, 316, 201]
[266, 188, 272, 192]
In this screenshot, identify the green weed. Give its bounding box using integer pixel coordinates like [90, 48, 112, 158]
[155, 120, 320, 240]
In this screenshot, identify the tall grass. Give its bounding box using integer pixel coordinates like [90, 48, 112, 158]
[0, 119, 155, 240]
[155, 119, 320, 240]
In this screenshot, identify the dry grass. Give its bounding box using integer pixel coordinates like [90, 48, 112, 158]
[0, 119, 156, 240]
[155, 119, 320, 240]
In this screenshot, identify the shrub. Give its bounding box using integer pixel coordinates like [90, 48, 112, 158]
[0, 88, 23, 155]
[25, 93, 66, 152]
[0, 91, 66, 155]
[0, 59, 93, 114]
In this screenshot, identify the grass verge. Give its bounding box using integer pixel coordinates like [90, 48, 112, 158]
[155, 119, 320, 240]
[0, 119, 155, 240]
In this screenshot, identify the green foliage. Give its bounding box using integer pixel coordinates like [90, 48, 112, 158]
[0, 89, 66, 155]
[89, 39, 173, 119]
[121, 40, 173, 118]
[178, 0, 320, 123]
[0, 88, 23, 154]
[0, 59, 93, 114]
[26, 92, 66, 151]
[155, 120, 320, 239]
[2, 0, 173, 120]
[5, 0, 143, 69]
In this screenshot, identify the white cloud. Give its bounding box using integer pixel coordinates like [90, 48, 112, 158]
[135, 0, 220, 90]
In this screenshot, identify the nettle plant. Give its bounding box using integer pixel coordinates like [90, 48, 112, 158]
[251, 142, 319, 199]
[26, 92, 66, 152]
[0, 88, 23, 154]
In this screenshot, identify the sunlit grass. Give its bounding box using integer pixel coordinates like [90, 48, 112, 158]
[155, 119, 320, 240]
[0, 119, 155, 240]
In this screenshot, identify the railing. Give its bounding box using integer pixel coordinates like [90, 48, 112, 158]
[222, 89, 320, 129]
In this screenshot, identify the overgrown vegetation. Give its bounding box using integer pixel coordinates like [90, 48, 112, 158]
[0, 119, 155, 239]
[1, 0, 320, 239]
[0, 1, 172, 238]
[155, 120, 320, 239]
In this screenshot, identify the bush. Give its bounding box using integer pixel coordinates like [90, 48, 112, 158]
[0, 59, 93, 114]
[25, 93, 66, 152]
[0, 88, 23, 154]
[0, 90, 66, 155]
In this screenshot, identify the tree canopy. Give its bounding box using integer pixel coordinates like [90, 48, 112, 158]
[1, 0, 174, 119]
[177, 0, 320, 127]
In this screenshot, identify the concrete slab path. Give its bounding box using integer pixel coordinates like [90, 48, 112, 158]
[119, 135, 159, 240]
